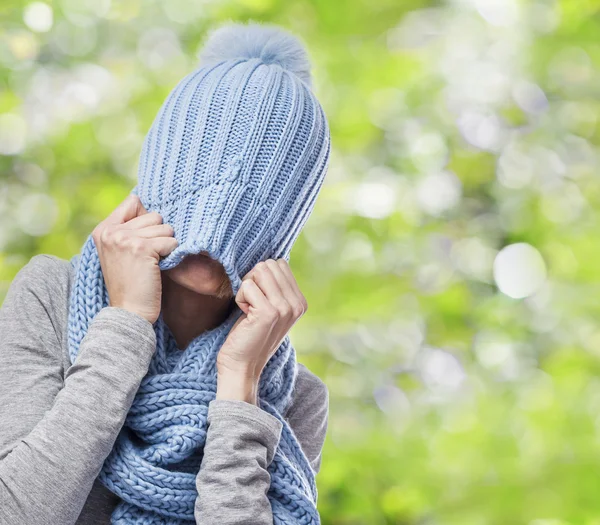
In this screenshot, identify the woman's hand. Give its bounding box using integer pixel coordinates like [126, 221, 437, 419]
[215, 258, 308, 404]
[92, 194, 178, 325]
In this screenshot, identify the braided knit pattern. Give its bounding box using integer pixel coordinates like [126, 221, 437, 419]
[66, 21, 330, 525]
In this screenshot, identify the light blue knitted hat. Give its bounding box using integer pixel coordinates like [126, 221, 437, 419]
[132, 19, 331, 296]
[67, 19, 330, 525]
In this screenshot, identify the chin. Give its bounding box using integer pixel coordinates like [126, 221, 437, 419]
[163, 251, 234, 299]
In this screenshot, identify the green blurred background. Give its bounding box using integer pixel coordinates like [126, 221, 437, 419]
[2, 0, 600, 523]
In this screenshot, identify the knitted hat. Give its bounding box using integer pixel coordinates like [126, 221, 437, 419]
[131, 19, 331, 295]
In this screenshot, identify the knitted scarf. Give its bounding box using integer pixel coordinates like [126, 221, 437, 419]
[66, 239, 320, 524]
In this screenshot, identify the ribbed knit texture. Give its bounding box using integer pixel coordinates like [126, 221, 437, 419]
[66, 20, 330, 525]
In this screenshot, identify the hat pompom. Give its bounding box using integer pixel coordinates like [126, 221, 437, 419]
[198, 20, 312, 88]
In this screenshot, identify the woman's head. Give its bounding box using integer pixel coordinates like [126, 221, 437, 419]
[132, 20, 331, 297]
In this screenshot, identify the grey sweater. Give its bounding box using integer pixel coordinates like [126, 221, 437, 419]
[0, 254, 329, 524]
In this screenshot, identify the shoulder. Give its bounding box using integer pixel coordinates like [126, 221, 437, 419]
[3, 254, 74, 350]
[284, 362, 329, 474]
[4, 254, 71, 302]
[16, 253, 72, 285]
[11, 253, 73, 305]
[288, 362, 329, 414]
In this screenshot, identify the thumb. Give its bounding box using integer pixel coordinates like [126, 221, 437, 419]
[105, 194, 148, 225]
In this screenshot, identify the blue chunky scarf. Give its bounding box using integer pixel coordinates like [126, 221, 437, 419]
[66, 19, 330, 524]
[67, 241, 319, 524]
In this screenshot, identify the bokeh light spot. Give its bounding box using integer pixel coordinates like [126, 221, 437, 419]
[23, 2, 53, 32]
[493, 243, 547, 299]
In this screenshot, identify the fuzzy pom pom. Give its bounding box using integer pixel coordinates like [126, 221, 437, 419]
[198, 20, 312, 88]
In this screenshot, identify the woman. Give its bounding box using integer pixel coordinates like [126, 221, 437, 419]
[0, 19, 331, 524]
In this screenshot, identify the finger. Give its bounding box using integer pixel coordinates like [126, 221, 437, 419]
[276, 258, 306, 316]
[105, 194, 148, 226]
[265, 259, 301, 312]
[147, 236, 179, 257]
[248, 262, 297, 322]
[120, 211, 165, 230]
[236, 278, 278, 325]
[247, 262, 284, 304]
[134, 224, 174, 239]
[275, 258, 302, 296]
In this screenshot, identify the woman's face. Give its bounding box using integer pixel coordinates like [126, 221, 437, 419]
[162, 251, 233, 299]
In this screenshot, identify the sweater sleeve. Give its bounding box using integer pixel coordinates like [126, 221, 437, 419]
[194, 372, 329, 524]
[0, 254, 158, 525]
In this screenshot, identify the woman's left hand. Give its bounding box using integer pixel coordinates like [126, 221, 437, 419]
[215, 258, 307, 403]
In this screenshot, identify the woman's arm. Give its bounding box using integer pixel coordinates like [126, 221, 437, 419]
[0, 254, 157, 524]
[194, 367, 329, 524]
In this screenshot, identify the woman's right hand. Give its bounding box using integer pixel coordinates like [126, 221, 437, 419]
[91, 193, 178, 324]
